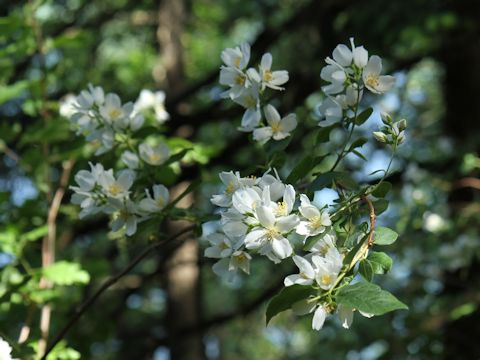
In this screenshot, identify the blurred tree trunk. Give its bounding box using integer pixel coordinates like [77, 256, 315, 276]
[156, 0, 187, 95]
[156, 2, 203, 359]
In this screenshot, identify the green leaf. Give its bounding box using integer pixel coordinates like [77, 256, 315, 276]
[316, 124, 336, 144]
[43, 261, 90, 286]
[0, 80, 29, 104]
[286, 155, 324, 183]
[348, 137, 368, 152]
[372, 182, 392, 198]
[164, 148, 192, 165]
[265, 285, 316, 325]
[20, 225, 48, 242]
[352, 149, 367, 161]
[336, 282, 408, 315]
[265, 137, 291, 156]
[359, 260, 374, 281]
[368, 251, 393, 274]
[309, 171, 358, 191]
[374, 227, 398, 245]
[354, 107, 373, 125]
[373, 199, 389, 214]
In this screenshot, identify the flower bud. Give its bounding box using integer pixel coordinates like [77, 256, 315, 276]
[380, 112, 393, 125]
[373, 131, 388, 143]
[397, 119, 407, 132]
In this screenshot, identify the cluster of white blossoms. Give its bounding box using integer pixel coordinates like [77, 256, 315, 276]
[70, 163, 169, 236]
[317, 38, 395, 126]
[64, 86, 174, 236]
[204, 170, 332, 277]
[0, 336, 13, 360]
[373, 113, 407, 146]
[62, 86, 171, 167]
[219, 44, 297, 143]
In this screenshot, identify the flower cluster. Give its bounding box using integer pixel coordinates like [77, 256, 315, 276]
[62, 86, 171, 166]
[204, 170, 333, 276]
[218, 44, 297, 142]
[71, 163, 169, 236]
[317, 38, 395, 126]
[373, 113, 406, 146]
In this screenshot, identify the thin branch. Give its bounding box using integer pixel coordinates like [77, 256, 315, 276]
[41, 225, 195, 360]
[454, 177, 480, 190]
[362, 195, 376, 247]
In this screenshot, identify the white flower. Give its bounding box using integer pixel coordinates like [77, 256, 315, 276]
[362, 55, 395, 94]
[0, 337, 13, 360]
[139, 143, 170, 166]
[99, 93, 133, 125]
[309, 232, 336, 255]
[253, 104, 297, 143]
[211, 171, 257, 207]
[248, 53, 289, 91]
[134, 89, 170, 123]
[205, 232, 251, 278]
[121, 151, 140, 169]
[98, 169, 135, 199]
[244, 204, 299, 262]
[59, 94, 77, 118]
[219, 67, 249, 99]
[257, 170, 285, 201]
[232, 186, 262, 215]
[312, 247, 343, 290]
[296, 194, 332, 238]
[221, 43, 250, 70]
[316, 97, 343, 126]
[312, 305, 327, 330]
[284, 255, 316, 286]
[232, 86, 261, 132]
[76, 84, 105, 110]
[337, 304, 374, 329]
[320, 64, 346, 95]
[70, 163, 107, 218]
[138, 184, 169, 213]
[109, 199, 139, 236]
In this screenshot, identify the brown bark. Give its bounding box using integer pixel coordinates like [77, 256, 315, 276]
[156, 0, 187, 95]
[165, 182, 203, 360]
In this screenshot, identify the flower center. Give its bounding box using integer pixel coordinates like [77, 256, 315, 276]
[108, 183, 123, 195]
[310, 215, 324, 230]
[320, 274, 333, 286]
[235, 74, 246, 86]
[276, 201, 288, 216]
[270, 121, 282, 133]
[265, 228, 279, 241]
[245, 96, 257, 108]
[225, 181, 236, 194]
[149, 153, 162, 163]
[263, 70, 273, 82]
[109, 108, 122, 120]
[234, 56, 241, 67]
[366, 74, 379, 89]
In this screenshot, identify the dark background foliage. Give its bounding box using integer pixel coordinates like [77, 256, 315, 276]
[1, 0, 480, 359]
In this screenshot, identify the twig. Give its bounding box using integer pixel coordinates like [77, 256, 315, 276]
[454, 177, 480, 190]
[362, 195, 376, 247]
[37, 160, 74, 354]
[41, 225, 195, 360]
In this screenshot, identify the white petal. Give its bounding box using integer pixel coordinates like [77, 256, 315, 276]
[276, 214, 299, 233]
[256, 205, 276, 228]
[260, 53, 272, 70]
[271, 236, 293, 259]
[332, 44, 353, 67]
[337, 305, 354, 329]
[292, 255, 315, 278]
[353, 46, 368, 68]
[264, 104, 281, 124]
[312, 306, 327, 330]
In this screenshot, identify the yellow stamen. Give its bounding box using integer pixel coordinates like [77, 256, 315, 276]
[225, 181, 236, 194]
[109, 108, 122, 120]
[320, 274, 332, 286]
[234, 57, 241, 67]
[108, 183, 123, 195]
[263, 70, 273, 82]
[276, 201, 288, 216]
[310, 215, 324, 230]
[149, 153, 162, 163]
[270, 121, 282, 133]
[235, 74, 246, 86]
[365, 74, 379, 89]
[266, 228, 279, 241]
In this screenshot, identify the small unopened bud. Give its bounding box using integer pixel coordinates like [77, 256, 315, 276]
[397, 119, 407, 132]
[373, 131, 388, 143]
[397, 131, 406, 145]
[380, 112, 393, 125]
